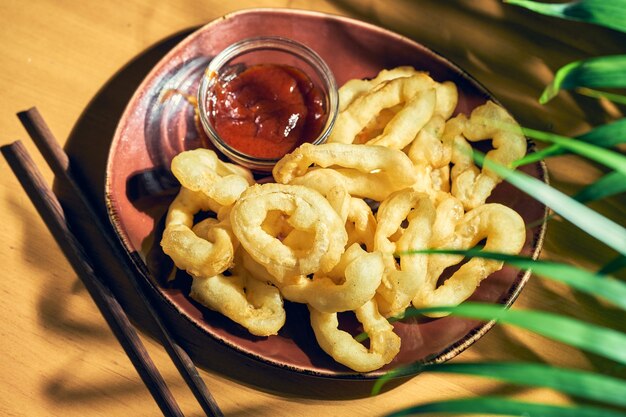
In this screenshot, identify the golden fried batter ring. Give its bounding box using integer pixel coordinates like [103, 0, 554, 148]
[374, 189, 436, 317]
[171, 148, 254, 206]
[319, 187, 377, 252]
[339, 66, 420, 111]
[325, 185, 351, 223]
[407, 115, 452, 194]
[450, 101, 527, 210]
[331, 72, 458, 147]
[365, 87, 437, 149]
[190, 251, 286, 336]
[345, 197, 377, 251]
[330, 73, 435, 146]
[273, 143, 417, 201]
[309, 299, 401, 373]
[412, 203, 526, 316]
[230, 183, 348, 282]
[161, 187, 235, 278]
[280, 243, 384, 313]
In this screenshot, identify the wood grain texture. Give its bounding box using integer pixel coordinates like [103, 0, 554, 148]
[1, 1, 624, 416]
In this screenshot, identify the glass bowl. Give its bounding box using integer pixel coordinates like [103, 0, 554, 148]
[197, 36, 338, 171]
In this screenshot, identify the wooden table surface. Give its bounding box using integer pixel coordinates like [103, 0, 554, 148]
[1, 1, 624, 416]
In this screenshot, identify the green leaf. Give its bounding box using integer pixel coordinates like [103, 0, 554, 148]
[576, 87, 626, 105]
[384, 396, 626, 417]
[505, 0, 626, 34]
[520, 127, 626, 174]
[374, 362, 626, 407]
[476, 153, 626, 256]
[539, 55, 626, 103]
[522, 171, 624, 228]
[573, 171, 626, 203]
[403, 303, 626, 365]
[599, 255, 626, 275]
[513, 118, 626, 167]
[577, 118, 626, 148]
[402, 249, 626, 309]
[512, 143, 562, 167]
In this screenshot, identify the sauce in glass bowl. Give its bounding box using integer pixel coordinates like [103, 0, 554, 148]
[197, 36, 338, 172]
[207, 63, 326, 159]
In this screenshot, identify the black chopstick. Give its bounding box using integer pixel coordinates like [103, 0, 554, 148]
[17, 108, 224, 417]
[1, 141, 184, 417]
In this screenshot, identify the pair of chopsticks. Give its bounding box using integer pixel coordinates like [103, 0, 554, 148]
[2, 108, 223, 417]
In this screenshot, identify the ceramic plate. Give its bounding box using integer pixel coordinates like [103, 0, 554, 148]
[106, 8, 547, 378]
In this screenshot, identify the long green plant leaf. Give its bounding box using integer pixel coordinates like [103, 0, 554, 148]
[573, 171, 626, 203]
[513, 118, 626, 167]
[520, 127, 626, 174]
[576, 118, 626, 147]
[505, 0, 626, 34]
[384, 397, 626, 417]
[403, 303, 626, 365]
[576, 87, 626, 105]
[599, 255, 626, 275]
[523, 171, 625, 228]
[373, 362, 626, 407]
[538, 55, 626, 103]
[476, 153, 626, 255]
[403, 249, 626, 308]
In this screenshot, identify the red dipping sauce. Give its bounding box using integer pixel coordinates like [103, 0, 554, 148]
[207, 64, 326, 159]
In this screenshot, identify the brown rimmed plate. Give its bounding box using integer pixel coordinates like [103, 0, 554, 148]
[105, 8, 547, 379]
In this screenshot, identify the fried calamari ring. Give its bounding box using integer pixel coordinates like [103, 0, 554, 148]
[407, 115, 452, 194]
[374, 189, 436, 317]
[331, 72, 458, 147]
[190, 252, 286, 337]
[230, 183, 348, 281]
[408, 115, 448, 167]
[308, 299, 401, 373]
[430, 193, 465, 247]
[432, 81, 459, 120]
[365, 87, 437, 149]
[412, 203, 526, 316]
[450, 101, 526, 210]
[345, 197, 377, 251]
[339, 66, 419, 111]
[171, 148, 254, 206]
[280, 243, 384, 313]
[273, 143, 417, 201]
[287, 168, 394, 202]
[319, 187, 376, 251]
[330, 73, 435, 146]
[273, 143, 416, 185]
[161, 187, 235, 278]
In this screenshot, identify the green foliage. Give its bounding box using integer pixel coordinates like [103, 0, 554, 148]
[404, 303, 626, 365]
[375, 362, 626, 407]
[379, 1, 626, 416]
[402, 250, 626, 307]
[517, 126, 626, 172]
[513, 118, 626, 167]
[477, 151, 626, 255]
[506, 0, 626, 102]
[505, 0, 626, 34]
[385, 397, 626, 417]
[573, 171, 626, 203]
[540, 55, 626, 103]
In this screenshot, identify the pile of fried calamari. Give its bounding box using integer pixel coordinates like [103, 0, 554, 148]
[160, 66, 527, 372]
